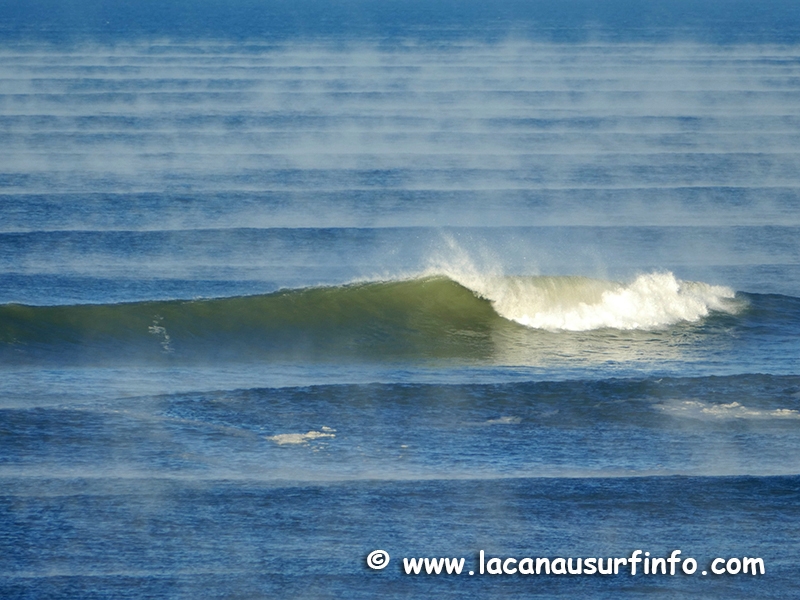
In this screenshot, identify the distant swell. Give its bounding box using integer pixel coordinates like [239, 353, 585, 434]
[0, 273, 751, 364]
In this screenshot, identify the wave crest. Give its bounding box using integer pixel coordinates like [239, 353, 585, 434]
[0, 272, 748, 364]
[451, 271, 739, 331]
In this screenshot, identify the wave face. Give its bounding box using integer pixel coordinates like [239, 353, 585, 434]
[1, 276, 493, 360]
[0, 272, 765, 367]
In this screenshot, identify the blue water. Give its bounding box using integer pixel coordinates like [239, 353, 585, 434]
[1, 1, 800, 598]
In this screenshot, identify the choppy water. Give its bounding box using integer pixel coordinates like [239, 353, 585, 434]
[2, 1, 800, 598]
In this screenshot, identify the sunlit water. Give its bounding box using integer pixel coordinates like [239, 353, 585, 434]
[2, 1, 800, 598]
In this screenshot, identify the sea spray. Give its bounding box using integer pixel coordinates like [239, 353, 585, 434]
[453, 272, 740, 331]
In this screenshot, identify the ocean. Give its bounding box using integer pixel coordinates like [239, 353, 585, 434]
[1, 1, 800, 598]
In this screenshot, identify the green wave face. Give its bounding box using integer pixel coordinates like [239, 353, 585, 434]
[0, 274, 749, 366]
[0, 277, 504, 363]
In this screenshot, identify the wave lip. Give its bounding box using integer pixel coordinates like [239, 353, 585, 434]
[460, 272, 740, 331]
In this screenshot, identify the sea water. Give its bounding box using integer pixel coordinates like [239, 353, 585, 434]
[1, 1, 800, 598]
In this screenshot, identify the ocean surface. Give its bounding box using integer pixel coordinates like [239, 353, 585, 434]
[1, 1, 800, 598]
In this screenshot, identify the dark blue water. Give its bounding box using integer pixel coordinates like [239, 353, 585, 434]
[3, 0, 800, 43]
[1, 1, 800, 598]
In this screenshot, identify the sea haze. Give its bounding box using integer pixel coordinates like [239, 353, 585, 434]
[1, 1, 799, 598]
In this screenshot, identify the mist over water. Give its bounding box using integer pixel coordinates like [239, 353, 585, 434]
[2, 41, 800, 230]
[2, 4, 800, 598]
[2, 40, 799, 307]
[6, 37, 800, 305]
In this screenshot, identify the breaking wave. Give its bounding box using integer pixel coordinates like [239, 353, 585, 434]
[454, 271, 739, 331]
[0, 272, 750, 364]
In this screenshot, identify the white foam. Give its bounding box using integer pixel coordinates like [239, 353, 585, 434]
[484, 416, 522, 425]
[657, 400, 800, 420]
[267, 428, 336, 445]
[453, 271, 740, 331]
[147, 316, 173, 352]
